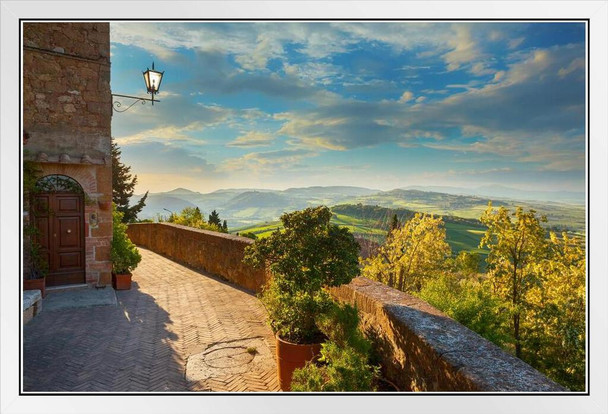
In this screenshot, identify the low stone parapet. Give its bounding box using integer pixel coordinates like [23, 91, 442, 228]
[330, 277, 567, 392]
[127, 223, 269, 293]
[127, 223, 567, 392]
[23, 289, 42, 325]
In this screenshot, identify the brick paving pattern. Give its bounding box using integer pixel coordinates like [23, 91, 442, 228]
[23, 247, 279, 392]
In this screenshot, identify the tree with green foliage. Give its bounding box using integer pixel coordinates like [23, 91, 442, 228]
[452, 250, 481, 276]
[389, 213, 400, 233]
[162, 206, 227, 233]
[362, 213, 451, 293]
[112, 140, 148, 223]
[243, 206, 360, 344]
[222, 219, 228, 232]
[523, 232, 586, 390]
[239, 231, 258, 240]
[418, 273, 510, 347]
[479, 203, 548, 359]
[208, 209, 221, 227]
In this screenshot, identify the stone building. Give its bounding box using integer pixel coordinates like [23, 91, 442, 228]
[23, 23, 113, 287]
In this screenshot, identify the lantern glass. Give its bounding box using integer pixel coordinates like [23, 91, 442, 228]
[143, 66, 164, 94]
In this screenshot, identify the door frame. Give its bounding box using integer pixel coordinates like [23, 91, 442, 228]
[31, 175, 86, 287]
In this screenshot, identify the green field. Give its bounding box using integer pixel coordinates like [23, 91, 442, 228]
[232, 204, 489, 261]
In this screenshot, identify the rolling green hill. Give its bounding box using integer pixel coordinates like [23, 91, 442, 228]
[343, 189, 585, 233]
[136, 185, 585, 235]
[233, 204, 490, 261]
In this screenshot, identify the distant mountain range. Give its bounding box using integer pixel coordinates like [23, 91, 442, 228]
[134, 185, 585, 232]
[403, 185, 585, 205]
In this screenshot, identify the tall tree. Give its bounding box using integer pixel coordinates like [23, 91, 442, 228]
[479, 203, 548, 359]
[208, 209, 221, 227]
[524, 232, 586, 390]
[112, 140, 148, 223]
[388, 213, 400, 236]
[362, 213, 451, 293]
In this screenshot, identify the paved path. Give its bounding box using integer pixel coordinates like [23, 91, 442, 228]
[23, 247, 279, 392]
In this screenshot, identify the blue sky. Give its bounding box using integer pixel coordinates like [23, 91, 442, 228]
[110, 22, 586, 194]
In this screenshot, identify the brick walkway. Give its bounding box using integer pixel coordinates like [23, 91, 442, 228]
[23, 247, 279, 392]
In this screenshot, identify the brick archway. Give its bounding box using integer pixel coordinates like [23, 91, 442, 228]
[38, 164, 97, 195]
[32, 162, 113, 286]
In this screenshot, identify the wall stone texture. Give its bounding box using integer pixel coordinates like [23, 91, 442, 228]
[23, 23, 112, 287]
[23, 23, 111, 162]
[330, 277, 567, 392]
[128, 223, 567, 392]
[126, 223, 270, 293]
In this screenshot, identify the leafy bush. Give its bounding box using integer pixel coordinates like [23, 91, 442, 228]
[24, 224, 48, 280]
[418, 273, 510, 348]
[243, 206, 360, 344]
[239, 231, 258, 240]
[111, 204, 141, 274]
[361, 213, 451, 293]
[291, 302, 379, 391]
[160, 207, 227, 233]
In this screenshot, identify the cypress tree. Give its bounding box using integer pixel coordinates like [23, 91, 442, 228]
[112, 140, 148, 223]
[208, 209, 221, 227]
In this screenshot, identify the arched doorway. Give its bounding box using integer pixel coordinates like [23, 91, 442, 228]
[32, 175, 86, 286]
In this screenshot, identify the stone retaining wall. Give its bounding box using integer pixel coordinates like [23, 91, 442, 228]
[126, 223, 269, 293]
[128, 223, 566, 392]
[330, 277, 567, 392]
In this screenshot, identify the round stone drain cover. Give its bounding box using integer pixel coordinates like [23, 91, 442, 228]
[185, 337, 274, 383]
[204, 346, 254, 368]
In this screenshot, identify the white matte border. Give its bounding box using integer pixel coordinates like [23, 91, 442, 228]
[1, 2, 606, 414]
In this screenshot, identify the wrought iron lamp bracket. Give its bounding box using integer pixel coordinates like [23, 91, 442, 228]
[111, 93, 160, 113]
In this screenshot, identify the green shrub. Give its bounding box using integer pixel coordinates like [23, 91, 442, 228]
[239, 232, 258, 240]
[291, 302, 379, 391]
[244, 206, 360, 344]
[418, 273, 510, 347]
[111, 204, 141, 274]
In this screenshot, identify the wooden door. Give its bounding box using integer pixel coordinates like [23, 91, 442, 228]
[33, 192, 85, 286]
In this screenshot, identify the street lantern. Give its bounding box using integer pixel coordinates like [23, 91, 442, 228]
[112, 62, 165, 112]
[142, 62, 164, 105]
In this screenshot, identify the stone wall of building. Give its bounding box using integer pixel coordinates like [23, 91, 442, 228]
[127, 223, 567, 391]
[23, 23, 111, 161]
[126, 223, 270, 293]
[23, 23, 112, 286]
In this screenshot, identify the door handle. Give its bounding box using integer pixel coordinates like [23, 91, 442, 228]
[67, 229, 72, 234]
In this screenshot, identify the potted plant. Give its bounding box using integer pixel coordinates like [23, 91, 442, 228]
[243, 206, 360, 391]
[23, 151, 47, 297]
[23, 226, 48, 298]
[111, 204, 141, 290]
[291, 301, 379, 391]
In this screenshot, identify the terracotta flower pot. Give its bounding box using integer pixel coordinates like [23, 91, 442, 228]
[112, 272, 132, 290]
[24, 277, 46, 298]
[276, 335, 322, 391]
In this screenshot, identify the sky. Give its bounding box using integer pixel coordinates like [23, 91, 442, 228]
[109, 21, 586, 195]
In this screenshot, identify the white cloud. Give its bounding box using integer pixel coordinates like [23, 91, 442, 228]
[442, 25, 481, 71]
[218, 149, 318, 173]
[399, 91, 414, 103]
[558, 57, 585, 78]
[227, 131, 275, 148]
[114, 122, 207, 146]
[508, 37, 525, 49]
